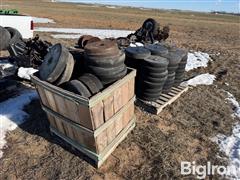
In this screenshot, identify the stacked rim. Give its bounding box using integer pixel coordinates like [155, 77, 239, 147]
[84, 40, 127, 85]
[174, 50, 188, 86]
[161, 46, 183, 93]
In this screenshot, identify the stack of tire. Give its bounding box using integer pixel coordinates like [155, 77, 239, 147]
[77, 35, 101, 49]
[39, 43, 103, 98]
[39, 43, 75, 86]
[84, 40, 127, 85]
[174, 49, 188, 86]
[0, 26, 22, 51]
[125, 46, 169, 101]
[61, 73, 103, 98]
[160, 46, 183, 93]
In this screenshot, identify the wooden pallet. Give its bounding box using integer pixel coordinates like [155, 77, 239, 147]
[135, 85, 189, 115]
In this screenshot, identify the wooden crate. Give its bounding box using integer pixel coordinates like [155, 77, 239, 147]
[135, 85, 188, 115]
[31, 68, 136, 167]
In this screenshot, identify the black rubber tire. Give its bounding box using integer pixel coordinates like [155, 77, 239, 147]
[145, 44, 168, 56]
[125, 47, 151, 59]
[139, 74, 168, 84]
[61, 80, 91, 98]
[85, 52, 125, 68]
[142, 18, 159, 36]
[141, 68, 168, 78]
[87, 64, 126, 77]
[54, 53, 75, 86]
[100, 67, 127, 85]
[5, 27, 22, 45]
[79, 73, 103, 91]
[141, 80, 165, 89]
[0, 26, 11, 50]
[176, 68, 185, 74]
[143, 55, 169, 68]
[141, 65, 168, 74]
[39, 44, 68, 83]
[168, 65, 179, 73]
[78, 74, 102, 95]
[136, 91, 161, 101]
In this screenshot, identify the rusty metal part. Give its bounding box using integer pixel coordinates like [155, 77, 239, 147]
[78, 35, 101, 48]
[84, 40, 120, 56]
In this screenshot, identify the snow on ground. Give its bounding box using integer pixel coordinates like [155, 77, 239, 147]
[32, 17, 55, 24]
[185, 52, 212, 71]
[181, 73, 216, 87]
[35, 27, 133, 39]
[0, 90, 38, 158]
[211, 92, 240, 179]
[17, 67, 38, 80]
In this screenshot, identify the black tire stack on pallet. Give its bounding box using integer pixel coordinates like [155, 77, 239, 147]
[160, 46, 183, 93]
[84, 40, 127, 85]
[125, 46, 169, 101]
[174, 50, 188, 86]
[0, 26, 11, 50]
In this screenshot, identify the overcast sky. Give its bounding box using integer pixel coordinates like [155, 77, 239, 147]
[57, 0, 239, 13]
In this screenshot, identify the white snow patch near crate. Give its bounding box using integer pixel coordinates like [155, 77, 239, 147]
[211, 92, 240, 179]
[33, 17, 55, 24]
[181, 73, 216, 87]
[0, 60, 17, 77]
[186, 52, 212, 71]
[35, 27, 133, 39]
[0, 90, 38, 158]
[17, 67, 38, 80]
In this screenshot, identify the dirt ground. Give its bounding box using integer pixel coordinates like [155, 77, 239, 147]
[0, 0, 240, 179]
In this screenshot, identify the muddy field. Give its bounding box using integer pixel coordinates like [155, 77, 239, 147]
[0, 0, 240, 179]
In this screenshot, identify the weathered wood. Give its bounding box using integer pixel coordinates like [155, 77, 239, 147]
[31, 68, 136, 167]
[136, 85, 188, 114]
[50, 117, 135, 168]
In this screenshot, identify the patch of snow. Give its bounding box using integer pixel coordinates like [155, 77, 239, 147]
[186, 52, 212, 71]
[0, 90, 38, 158]
[17, 67, 38, 80]
[35, 27, 133, 39]
[211, 92, 240, 179]
[32, 17, 55, 24]
[181, 73, 216, 87]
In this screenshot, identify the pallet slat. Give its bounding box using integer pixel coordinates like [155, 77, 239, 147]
[136, 85, 188, 114]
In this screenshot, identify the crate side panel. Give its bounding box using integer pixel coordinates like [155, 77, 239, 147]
[103, 94, 114, 121]
[90, 101, 104, 130]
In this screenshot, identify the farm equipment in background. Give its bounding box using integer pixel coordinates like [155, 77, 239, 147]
[117, 18, 170, 48]
[8, 35, 52, 68]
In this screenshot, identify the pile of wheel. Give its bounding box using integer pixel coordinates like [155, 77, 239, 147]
[174, 50, 188, 86]
[61, 73, 103, 98]
[159, 46, 183, 93]
[0, 26, 22, 51]
[125, 46, 169, 101]
[84, 40, 127, 85]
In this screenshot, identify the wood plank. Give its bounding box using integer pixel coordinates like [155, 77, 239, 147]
[136, 86, 189, 115]
[168, 92, 176, 96]
[113, 86, 123, 113]
[156, 99, 165, 105]
[128, 78, 135, 101]
[95, 129, 108, 153]
[106, 120, 116, 145]
[44, 89, 58, 112]
[103, 95, 114, 121]
[171, 87, 182, 92]
[159, 96, 169, 102]
[90, 101, 104, 129]
[161, 94, 172, 99]
[121, 83, 129, 108]
[171, 89, 179, 94]
[37, 86, 49, 107]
